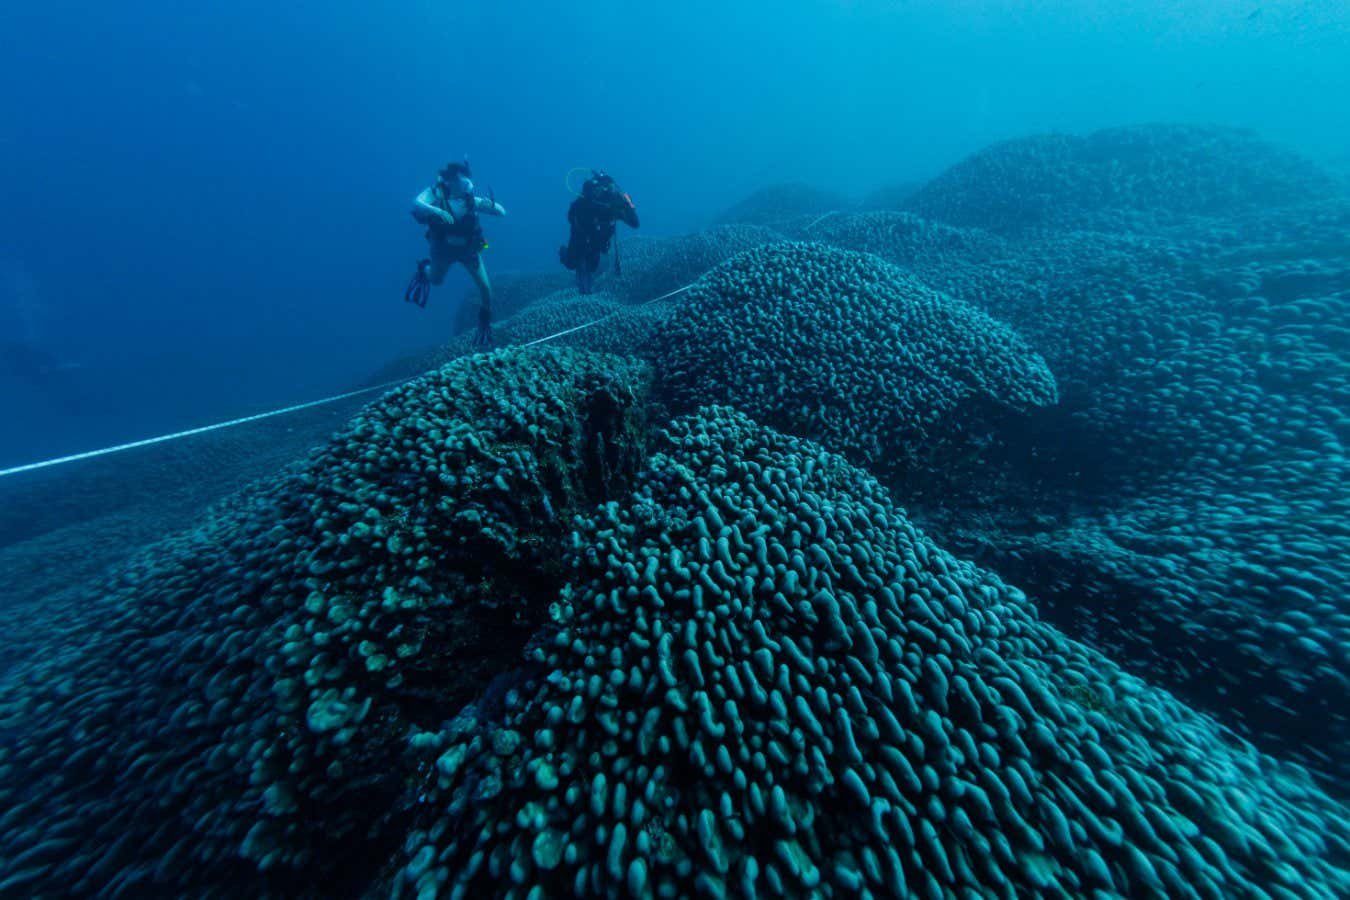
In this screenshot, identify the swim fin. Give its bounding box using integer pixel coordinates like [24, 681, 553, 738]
[405, 259, 431, 308]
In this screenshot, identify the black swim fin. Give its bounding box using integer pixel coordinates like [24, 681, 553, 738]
[405, 259, 431, 308]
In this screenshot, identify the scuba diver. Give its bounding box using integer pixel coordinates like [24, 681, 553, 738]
[405, 160, 506, 347]
[559, 171, 639, 295]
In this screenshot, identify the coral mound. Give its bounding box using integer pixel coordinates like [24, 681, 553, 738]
[908, 123, 1337, 233]
[650, 242, 1057, 476]
[0, 348, 651, 896]
[393, 406, 1350, 899]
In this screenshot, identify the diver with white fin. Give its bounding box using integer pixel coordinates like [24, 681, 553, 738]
[405, 159, 506, 347]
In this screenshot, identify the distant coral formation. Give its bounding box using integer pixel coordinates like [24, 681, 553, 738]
[714, 182, 852, 228]
[907, 123, 1338, 233]
[650, 242, 1057, 476]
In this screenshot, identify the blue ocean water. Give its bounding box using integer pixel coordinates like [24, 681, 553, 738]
[3, 1, 1347, 466]
[1, 2, 1350, 897]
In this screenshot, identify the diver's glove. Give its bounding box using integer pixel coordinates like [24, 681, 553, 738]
[473, 304, 493, 348]
[491, 201, 507, 216]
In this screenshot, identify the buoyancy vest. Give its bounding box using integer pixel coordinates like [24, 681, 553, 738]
[429, 185, 486, 248]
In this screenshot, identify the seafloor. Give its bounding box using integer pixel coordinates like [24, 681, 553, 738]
[1, 124, 1348, 898]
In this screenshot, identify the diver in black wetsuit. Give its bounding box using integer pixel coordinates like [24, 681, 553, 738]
[559, 171, 639, 295]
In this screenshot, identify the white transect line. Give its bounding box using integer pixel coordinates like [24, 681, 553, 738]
[521, 283, 694, 347]
[0, 379, 411, 478]
[801, 210, 841, 232]
[0, 282, 699, 479]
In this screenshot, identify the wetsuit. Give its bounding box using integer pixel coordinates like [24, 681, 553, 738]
[560, 179, 639, 294]
[412, 185, 505, 284]
[409, 177, 506, 346]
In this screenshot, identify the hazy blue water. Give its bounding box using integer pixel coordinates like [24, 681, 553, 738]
[2, 0, 1348, 468]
